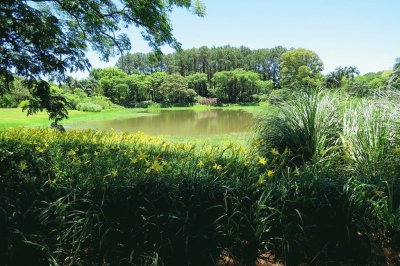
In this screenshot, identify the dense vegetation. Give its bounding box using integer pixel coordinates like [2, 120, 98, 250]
[2, 2, 400, 265]
[3, 46, 399, 114]
[1, 89, 400, 265]
[0, 0, 205, 125]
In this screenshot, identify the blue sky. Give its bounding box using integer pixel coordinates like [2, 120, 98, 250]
[75, 0, 400, 78]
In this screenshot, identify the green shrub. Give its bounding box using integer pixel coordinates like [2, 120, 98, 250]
[0, 94, 17, 108]
[341, 100, 398, 177]
[1, 125, 399, 265]
[17, 99, 30, 108]
[268, 89, 293, 105]
[76, 102, 103, 112]
[147, 102, 161, 109]
[90, 95, 114, 109]
[251, 94, 270, 102]
[259, 89, 340, 165]
[134, 100, 154, 108]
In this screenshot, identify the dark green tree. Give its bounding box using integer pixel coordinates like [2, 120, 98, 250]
[186, 73, 208, 96]
[212, 69, 262, 103]
[159, 73, 197, 104]
[280, 48, 324, 89]
[326, 66, 360, 88]
[0, 0, 205, 125]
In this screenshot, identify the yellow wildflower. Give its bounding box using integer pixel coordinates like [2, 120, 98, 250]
[36, 147, 45, 153]
[258, 157, 267, 165]
[137, 151, 148, 161]
[67, 149, 76, 156]
[197, 160, 205, 168]
[267, 170, 274, 177]
[151, 161, 163, 172]
[236, 146, 246, 153]
[213, 163, 222, 171]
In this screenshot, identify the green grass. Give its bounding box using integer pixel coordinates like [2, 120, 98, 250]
[0, 108, 153, 129]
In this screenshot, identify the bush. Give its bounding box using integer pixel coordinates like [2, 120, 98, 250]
[90, 95, 114, 109]
[251, 94, 269, 102]
[76, 102, 103, 112]
[17, 100, 30, 108]
[0, 128, 280, 265]
[0, 94, 16, 107]
[196, 97, 218, 105]
[1, 121, 400, 265]
[259, 89, 340, 165]
[268, 89, 293, 105]
[344, 81, 373, 97]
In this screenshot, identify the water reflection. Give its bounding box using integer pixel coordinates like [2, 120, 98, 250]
[71, 109, 254, 136]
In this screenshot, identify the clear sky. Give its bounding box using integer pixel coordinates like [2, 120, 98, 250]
[74, 0, 400, 79]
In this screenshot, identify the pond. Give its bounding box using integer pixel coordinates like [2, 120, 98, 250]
[70, 109, 255, 136]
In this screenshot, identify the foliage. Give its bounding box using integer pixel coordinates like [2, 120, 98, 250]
[0, 128, 286, 265]
[212, 69, 263, 103]
[258, 89, 340, 165]
[343, 80, 373, 97]
[388, 58, 400, 90]
[158, 73, 197, 104]
[76, 102, 103, 112]
[0, 78, 30, 108]
[186, 72, 209, 96]
[1, 126, 399, 264]
[63, 88, 114, 111]
[280, 48, 324, 89]
[0, 0, 205, 123]
[341, 100, 398, 177]
[268, 88, 293, 105]
[326, 66, 360, 88]
[116, 45, 287, 87]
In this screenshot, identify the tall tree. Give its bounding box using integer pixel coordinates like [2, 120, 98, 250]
[280, 48, 324, 88]
[0, 0, 205, 125]
[326, 66, 360, 88]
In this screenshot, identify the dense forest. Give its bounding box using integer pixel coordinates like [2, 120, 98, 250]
[2, 45, 399, 111]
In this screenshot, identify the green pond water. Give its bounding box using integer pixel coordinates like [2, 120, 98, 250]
[70, 109, 255, 136]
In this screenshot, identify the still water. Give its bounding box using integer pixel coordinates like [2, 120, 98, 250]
[70, 109, 255, 136]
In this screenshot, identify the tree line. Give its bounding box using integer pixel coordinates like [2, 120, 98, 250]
[116, 45, 288, 88]
[2, 44, 400, 109]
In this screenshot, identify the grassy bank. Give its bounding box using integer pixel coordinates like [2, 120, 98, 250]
[0, 105, 266, 146]
[0, 108, 156, 129]
[0, 104, 265, 130]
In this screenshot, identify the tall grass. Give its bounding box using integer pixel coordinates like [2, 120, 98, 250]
[341, 100, 398, 178]
[258, 89, 340, 166]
